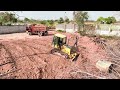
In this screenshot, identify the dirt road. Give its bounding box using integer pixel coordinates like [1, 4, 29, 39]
[0, 31, 113, 79]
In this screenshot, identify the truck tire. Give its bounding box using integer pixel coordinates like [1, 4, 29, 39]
[50, 49, 58, 54]
[38, 32, 43, 37]
[45, 31, 48, 36]
[26, 31, 29, 34]
[29, 32, 32, 35]
[42, 32, 45, 36]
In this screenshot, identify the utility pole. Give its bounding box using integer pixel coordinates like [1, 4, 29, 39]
[73, 11, 76, 32]
[64, 12, 66, 32]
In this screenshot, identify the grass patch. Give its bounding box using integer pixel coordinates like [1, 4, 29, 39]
[56, 30, 66, 33]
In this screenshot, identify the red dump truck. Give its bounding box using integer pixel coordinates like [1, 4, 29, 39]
[26, 24, 48, 36]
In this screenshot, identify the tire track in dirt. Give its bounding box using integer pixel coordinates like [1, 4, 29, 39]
[16, 40, 77, 79]
[13, 40, 66, 79]
[22, 37, 105, 78]
[5, 42, 45, 78]
[0, 31, 111, 79]
[0, 42, 38, 78]
[0, 43, 20, 79]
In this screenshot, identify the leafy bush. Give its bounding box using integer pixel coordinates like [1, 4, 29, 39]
[97, 16, 116, 24]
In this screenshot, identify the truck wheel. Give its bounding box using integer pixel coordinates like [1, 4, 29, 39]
[45, 31, 48, 36]
[42, 33, 45, 36]
[50, 49, 58, 54]
[50, 49, 54, 54]
[29, 32, 32, 35]
[26, 31, 29, 34]
[38, 32, 43, 37]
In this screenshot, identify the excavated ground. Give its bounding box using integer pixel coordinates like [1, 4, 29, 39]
[0, 31, 116, 79]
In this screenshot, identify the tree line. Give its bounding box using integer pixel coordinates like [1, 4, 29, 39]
[0, 12, 70, 26]
[0, 11, 117, 28]
[73, 11, 117, 35]
[97, 16, 116, 24]
[0, 12, 17, 25]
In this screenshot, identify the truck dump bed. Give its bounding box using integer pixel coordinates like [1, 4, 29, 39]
[31, 24, 47, 31]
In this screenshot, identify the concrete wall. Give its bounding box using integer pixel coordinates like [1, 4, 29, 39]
[96, 24, 120, 31]
[56, 23, 120, 36]
[0, 25, 26, 34]
[65, 29, 78, 33]
[95, 30, 120, 36]
[56, 23, 78, 33]
[56, 23, 96, 33]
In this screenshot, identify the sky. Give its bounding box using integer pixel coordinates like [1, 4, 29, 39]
[0, 11, 119, 21]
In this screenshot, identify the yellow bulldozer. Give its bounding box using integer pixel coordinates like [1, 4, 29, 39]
[50, 33, 79, 61]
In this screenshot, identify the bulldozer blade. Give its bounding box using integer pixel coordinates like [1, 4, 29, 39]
[72, 54, 79, 61]
[52, 52, 66, 58]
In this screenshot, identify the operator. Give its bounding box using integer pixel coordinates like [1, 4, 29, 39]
[74, 36, 79, 47]
[58, 38, 62, 50]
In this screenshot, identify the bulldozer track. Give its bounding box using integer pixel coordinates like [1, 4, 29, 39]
[0, 61, 14, 67]
[0, 41, 69, 64]
[0, 43, 48, 79]
[13, 41, 51, 54]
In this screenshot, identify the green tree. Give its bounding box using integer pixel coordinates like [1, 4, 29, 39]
[0, 12, 18, 25]
[97, 17, 105, 24]
[5, 12, 17, 23]
[12, 18, 17, 23]
[24, 17, 30, 22]
[17, 19, 24, 23]
[49, 20, 54, 26]
[58, 17, 64, 24]
[0, 13, 4, 25]
[73, 11, 89, 32]
[55, 19, 58, 22]
[65, 18, 70, 24]
[40, 20, 47, 25]
[107, 17, 116, 24]
[97, 16, 116, 24]
[46, 21, 50, 26]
